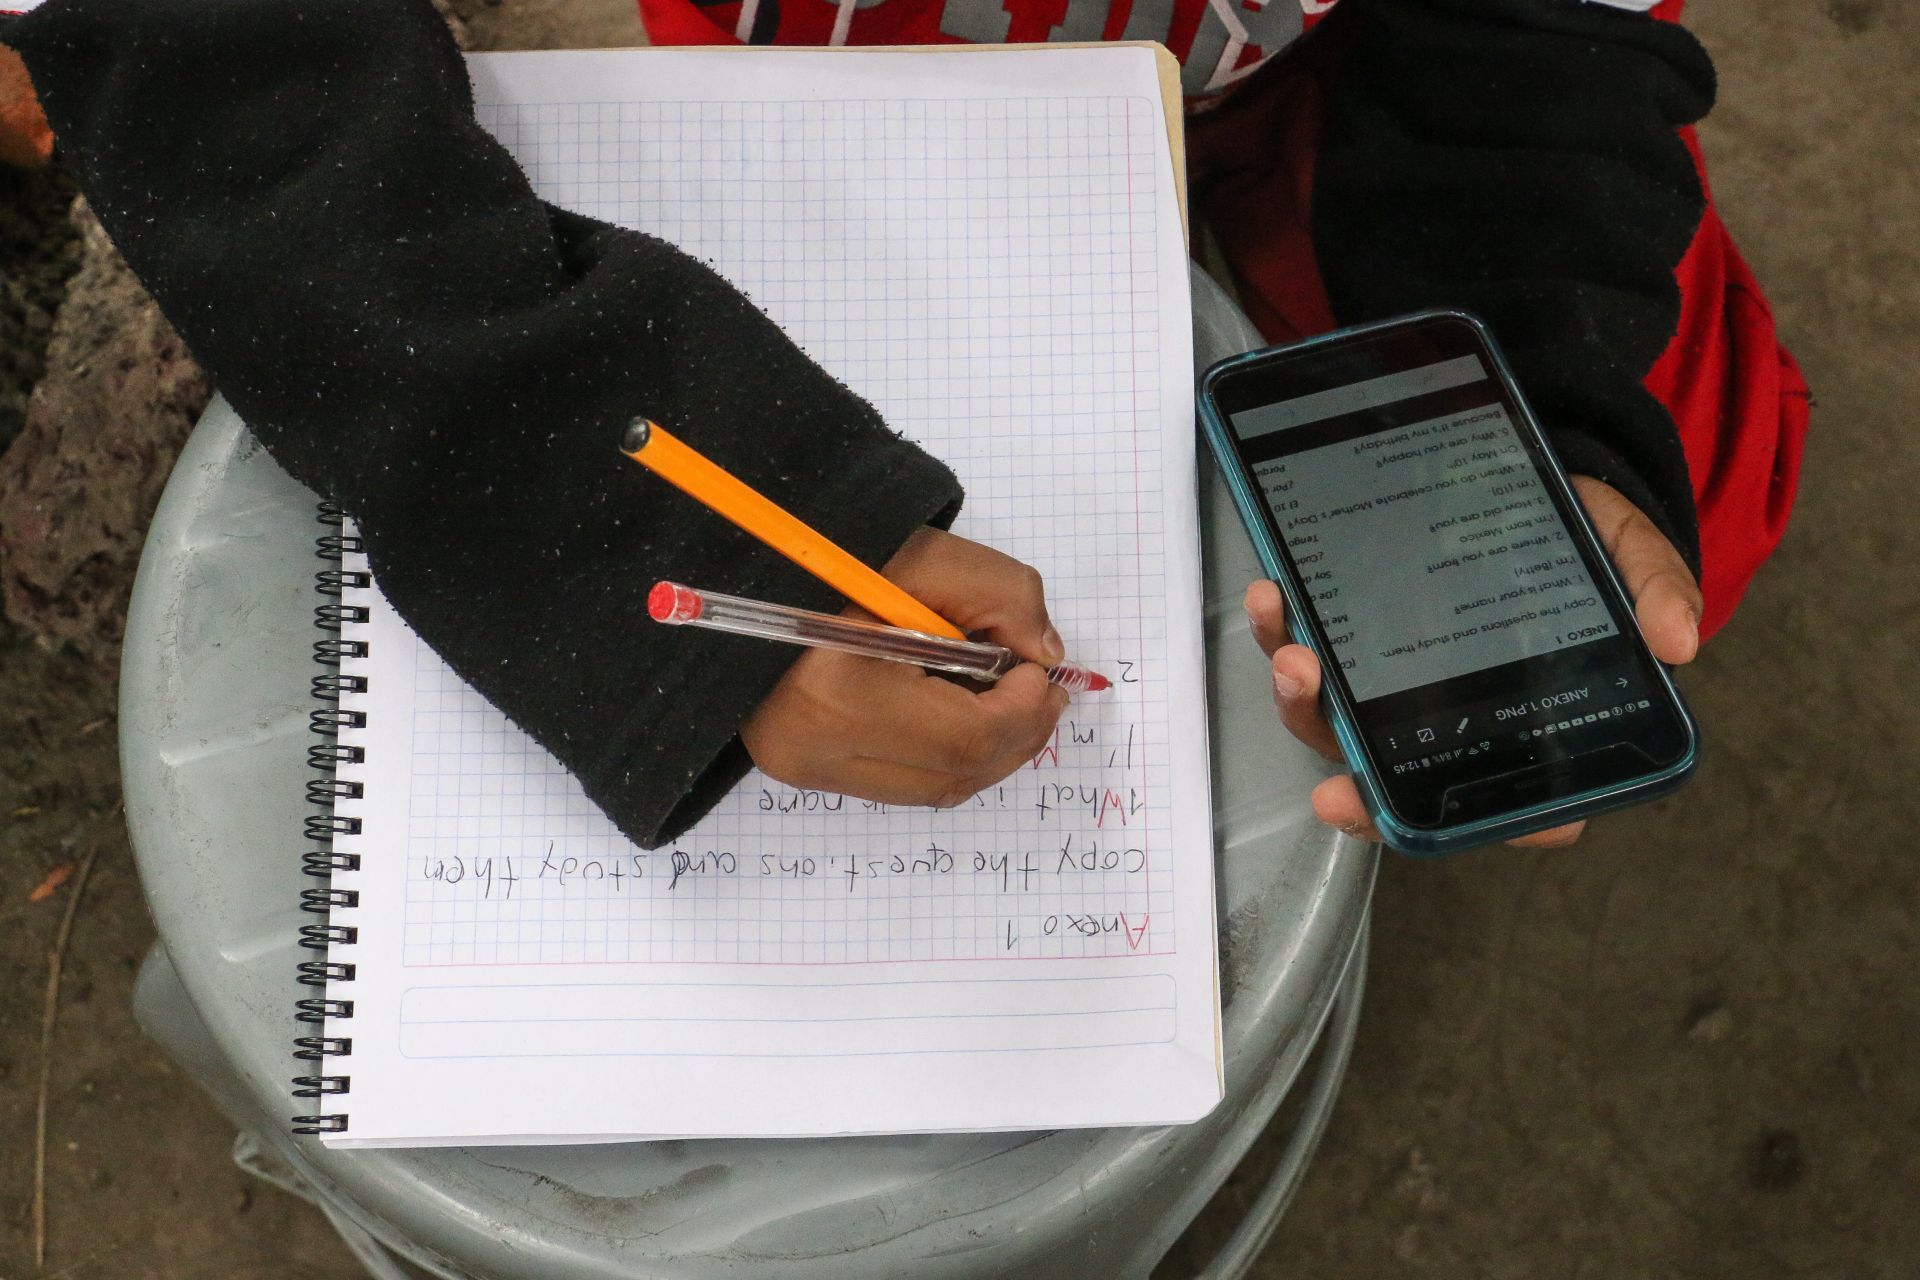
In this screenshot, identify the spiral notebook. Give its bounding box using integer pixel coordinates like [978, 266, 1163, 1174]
[297, 44, 1216, 1147]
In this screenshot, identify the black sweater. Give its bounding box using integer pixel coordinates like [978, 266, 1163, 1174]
[1311, 0, 1712, 574]
[4, 0, 1710, 847]
[9, 0, 964, 847]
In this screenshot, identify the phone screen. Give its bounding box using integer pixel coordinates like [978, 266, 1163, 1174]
[1211, 315, 1693, 830]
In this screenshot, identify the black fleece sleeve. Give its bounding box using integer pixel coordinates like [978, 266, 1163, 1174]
[6, 0, 963, 847]
[1309, 0, 1715, 572]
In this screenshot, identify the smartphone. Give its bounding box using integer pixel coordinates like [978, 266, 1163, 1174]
[1198, 310, 1698, 855]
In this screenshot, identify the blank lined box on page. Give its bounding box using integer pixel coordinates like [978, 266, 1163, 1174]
[398, 975, 1177, 1059]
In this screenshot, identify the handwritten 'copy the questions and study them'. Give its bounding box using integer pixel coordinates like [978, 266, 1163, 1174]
[315, 46, 1216, 1146]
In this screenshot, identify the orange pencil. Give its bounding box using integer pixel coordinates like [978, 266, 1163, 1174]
[619, 418, 967, 641]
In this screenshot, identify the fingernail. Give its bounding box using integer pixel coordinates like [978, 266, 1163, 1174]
[1680, 605, 1701, 662]
[1041, 626, 1065, 664]
[1273, 668, 1304, 700]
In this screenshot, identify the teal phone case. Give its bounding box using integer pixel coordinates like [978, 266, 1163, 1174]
[1196, 310, 1698, 856]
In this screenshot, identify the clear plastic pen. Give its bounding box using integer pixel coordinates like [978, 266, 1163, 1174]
[648, 581, 1111, 694]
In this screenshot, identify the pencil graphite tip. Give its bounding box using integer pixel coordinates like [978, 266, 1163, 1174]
[620, 417, 652, 456]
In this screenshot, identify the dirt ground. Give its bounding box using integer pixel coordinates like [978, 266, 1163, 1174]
[2, 0, 1915, 1277]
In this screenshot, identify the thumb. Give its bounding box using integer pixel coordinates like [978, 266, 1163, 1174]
[882, 528, 1065, 665]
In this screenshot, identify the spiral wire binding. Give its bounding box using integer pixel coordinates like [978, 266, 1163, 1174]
[293, 501, 364, 1136]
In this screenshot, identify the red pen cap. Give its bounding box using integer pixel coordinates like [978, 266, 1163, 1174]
[648, 581, 704, 624]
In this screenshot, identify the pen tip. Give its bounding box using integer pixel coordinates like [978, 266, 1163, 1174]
[620, 417, 651, 455]
[1085, 672, 1111, 692]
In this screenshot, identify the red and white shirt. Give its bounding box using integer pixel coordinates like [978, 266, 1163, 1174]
[638, 0, 1662, 102]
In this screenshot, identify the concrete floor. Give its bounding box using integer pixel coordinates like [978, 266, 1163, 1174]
[2, 0, 1915, 1276]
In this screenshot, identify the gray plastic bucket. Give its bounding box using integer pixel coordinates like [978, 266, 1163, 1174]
[120, 265, 1376, 1279]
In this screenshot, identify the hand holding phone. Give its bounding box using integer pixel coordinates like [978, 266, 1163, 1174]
[1245, 473, 1703, 849]
[1199, 311, 1702, 855]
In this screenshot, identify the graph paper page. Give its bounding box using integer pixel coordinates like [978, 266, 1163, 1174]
[323, 47, 1215, 1146]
